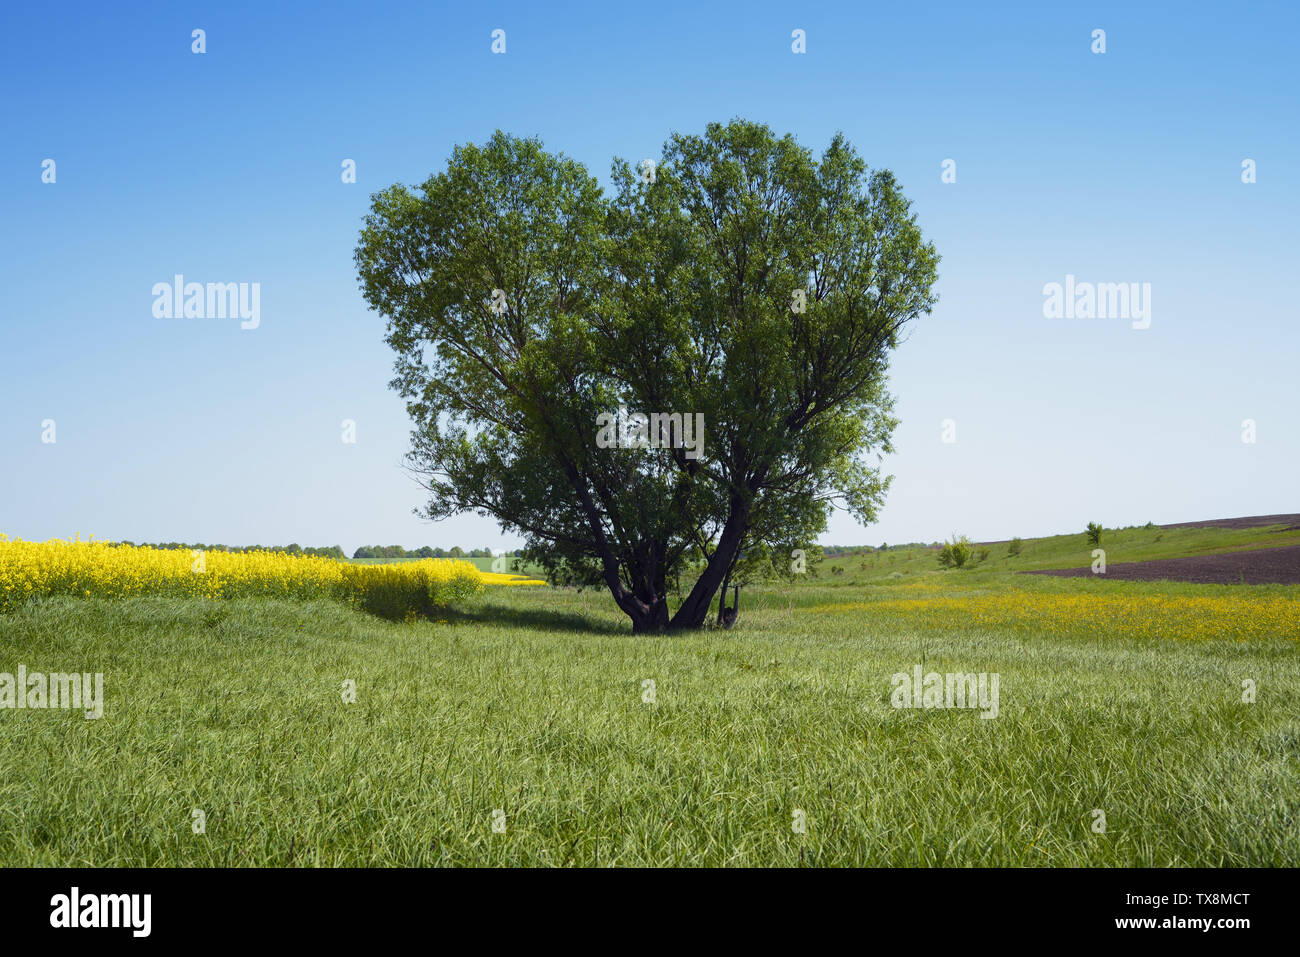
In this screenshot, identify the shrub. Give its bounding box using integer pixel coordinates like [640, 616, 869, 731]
[937, 535, 972, 569]
[1086, 522, 1103, 547]
[339, 559, 483, 620]
[975, 547, 991, 564]
[1007, 537, 1023, 557]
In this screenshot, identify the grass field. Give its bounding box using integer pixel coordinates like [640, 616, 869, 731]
[819, 520, 1300, 580]
[2, 523, 1297, 866]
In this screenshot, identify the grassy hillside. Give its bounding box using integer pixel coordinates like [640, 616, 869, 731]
[817, 520, 1300, 584]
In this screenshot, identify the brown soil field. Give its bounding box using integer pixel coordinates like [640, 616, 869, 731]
[1158, 513, 1300, 531]
[1027, 544, 1300, 585]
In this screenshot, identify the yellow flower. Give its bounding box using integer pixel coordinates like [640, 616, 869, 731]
[0, 536, 542, 619]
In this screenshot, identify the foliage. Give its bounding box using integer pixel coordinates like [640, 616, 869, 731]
[355, 120, 939, 630]
[936, 535, 972, 569]
[1086, 522, 1104, 547]
[352, 545, 502, 559]
[125, 541, 346, 560]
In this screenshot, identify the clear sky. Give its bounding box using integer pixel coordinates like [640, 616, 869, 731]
[2, 0, 1296, 554]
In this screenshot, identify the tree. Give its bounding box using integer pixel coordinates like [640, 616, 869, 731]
[356, 120, 939, 632]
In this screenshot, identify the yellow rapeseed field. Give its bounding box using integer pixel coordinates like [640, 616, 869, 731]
[0, 536, 541, 618]
[815, 582, 1300, 643]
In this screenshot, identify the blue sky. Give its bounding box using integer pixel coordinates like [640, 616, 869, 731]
[1, 0, 1296, 554]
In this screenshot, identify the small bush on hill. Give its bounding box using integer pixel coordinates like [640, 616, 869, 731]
[937, 536, 973, 569]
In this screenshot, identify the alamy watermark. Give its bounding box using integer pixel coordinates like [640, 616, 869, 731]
[1042, 275, 1150, 329]
[50, 887, 150, 937]
[596, 405, 705, 460]
[152, 274, 260, 329]
[1, 665, 103, 718]
[890, 665, 999, 719]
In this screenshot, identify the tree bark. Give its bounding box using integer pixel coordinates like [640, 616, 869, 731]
[667, 499, 749, 629]
[716, 569, 732, 626]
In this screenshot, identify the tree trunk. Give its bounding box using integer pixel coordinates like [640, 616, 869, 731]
[668, 500, 749, 629]
[629, 597, 670, 633]
[716, 569, 732, 626]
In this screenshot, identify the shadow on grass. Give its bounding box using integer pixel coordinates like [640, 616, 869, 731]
[430, 601, 630, 636]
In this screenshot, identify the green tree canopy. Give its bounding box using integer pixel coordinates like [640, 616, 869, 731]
[356, 119, 939, 631]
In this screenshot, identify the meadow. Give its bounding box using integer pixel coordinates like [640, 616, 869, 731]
[0, 524, 1297, 866]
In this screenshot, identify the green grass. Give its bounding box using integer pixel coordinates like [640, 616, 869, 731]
[1, 567, 1296, 866]
[818, 520, 1300, 582]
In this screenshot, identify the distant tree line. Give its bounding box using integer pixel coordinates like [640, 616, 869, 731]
[351, 546, 515, 560]
[110, 541, 521, 561]
[821, 543, 930, 556]
[117, 542, 347, 559]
